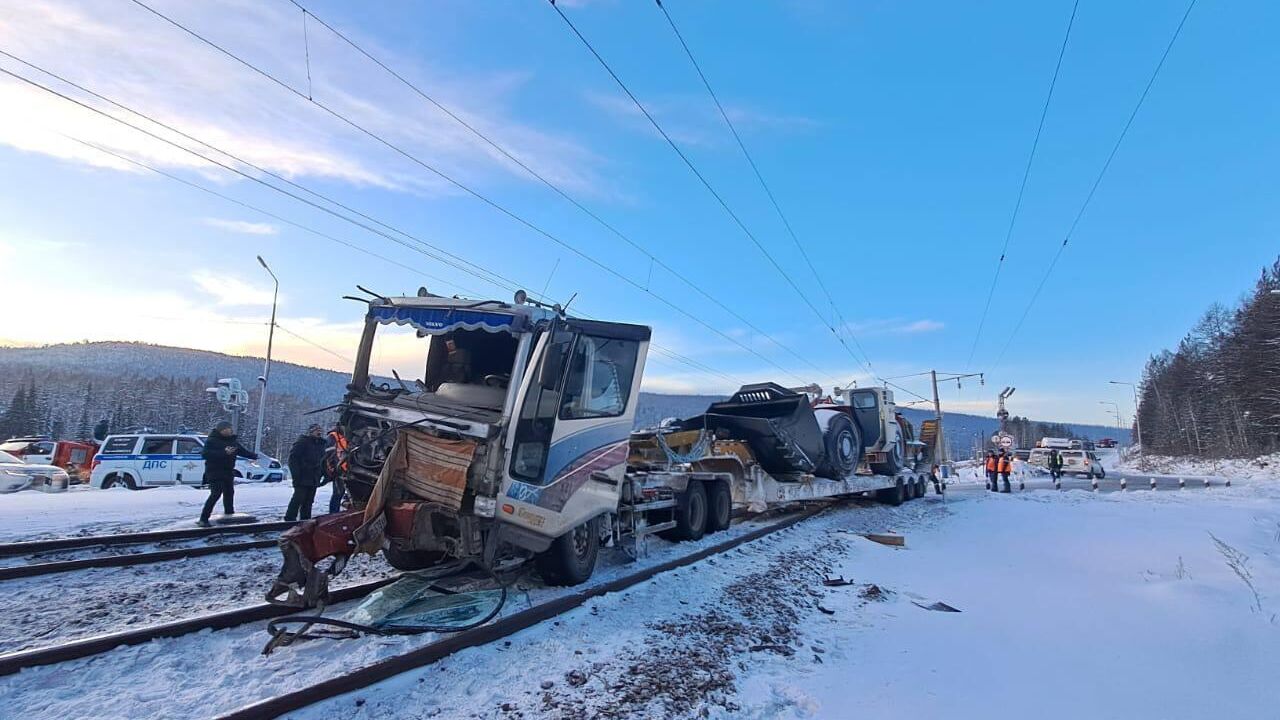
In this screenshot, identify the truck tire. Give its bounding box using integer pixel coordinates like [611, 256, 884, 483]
[658, 480, 708, 542]
[705, 481, 731, 534]
[816, 413, 862, 479]
[383, 547, 446, 571]
[536, 517, 600, 586]
[876, 477, 905, 506]
[869, 437, 904, 476]
[909, 477, 923, 500]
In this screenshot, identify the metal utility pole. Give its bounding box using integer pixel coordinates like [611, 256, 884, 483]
[1109, 380, 1143, 453]
[1099, 400, 1122, 452]
[930, 371, 944, 463]
[254, 255, 279, 454]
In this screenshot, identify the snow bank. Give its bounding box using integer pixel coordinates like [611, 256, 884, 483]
[1118, 452, 1280, 482]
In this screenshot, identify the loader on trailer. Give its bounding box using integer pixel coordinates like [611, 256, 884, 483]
[268, 290, 936, 608]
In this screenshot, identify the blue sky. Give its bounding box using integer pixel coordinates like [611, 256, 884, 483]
[0, 0, 1276, 425]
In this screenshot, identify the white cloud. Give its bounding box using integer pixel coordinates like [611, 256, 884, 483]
[202, 218, 278, 236]
[0, 0, 607, 195]
[586, 90, 818, 148]
[843, 317, 945, 337]
[191, 271, 276, 307]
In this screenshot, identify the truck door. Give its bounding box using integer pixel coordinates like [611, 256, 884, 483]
[503, 322, 648, 539]
[848, 390, 882, 449]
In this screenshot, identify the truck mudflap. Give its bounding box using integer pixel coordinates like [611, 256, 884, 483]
[266, 510, 364, 607]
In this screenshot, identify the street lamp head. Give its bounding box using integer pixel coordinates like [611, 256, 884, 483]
[257, 255, 269, 269]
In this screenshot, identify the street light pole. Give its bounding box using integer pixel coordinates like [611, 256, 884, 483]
[1099, 400, 1123, 455]
[1109, 380, 1143, 453]
[254, 255, 279, 454]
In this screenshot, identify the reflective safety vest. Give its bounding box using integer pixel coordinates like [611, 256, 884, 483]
[985, 456, 997, 472]
[998, 456, 1012, 474]
[326, 429, 350, 475]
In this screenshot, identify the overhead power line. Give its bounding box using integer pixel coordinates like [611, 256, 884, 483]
[1, 57, 746, 388]
[123, 0, 821, 385]
[990, 0, 1199, 370]
[965, 0, 1081, 369]
[548, 0, 878, 378]
[282, 0, 836, 384]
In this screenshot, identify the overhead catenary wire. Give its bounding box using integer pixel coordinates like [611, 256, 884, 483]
[653, 1, 849, 337]
[965, 0, 1081, 369]
[548, 0, 878, 379]
[64, 132, 739, 388]
[989, 0, 1199, 371]
[282, 0, 834, 384]
[0, 52, 780, 388]
[121, 0, 818, 385]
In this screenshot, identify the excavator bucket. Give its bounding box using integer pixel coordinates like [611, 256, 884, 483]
[680, 383, 826, 475]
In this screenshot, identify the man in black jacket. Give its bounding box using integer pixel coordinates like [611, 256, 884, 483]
[198, 421, 258, 526]
[286, 424, 326, 521]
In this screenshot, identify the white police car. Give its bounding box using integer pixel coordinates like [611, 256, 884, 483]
[89, 433, 283, 490]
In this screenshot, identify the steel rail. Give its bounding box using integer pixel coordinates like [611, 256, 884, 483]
[0, 577, 397, 677]
[215, 502, 837, 720]
[0, 539, 279, 581]
[0, 521, 297, 557]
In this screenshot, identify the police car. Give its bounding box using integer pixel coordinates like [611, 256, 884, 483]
[89, 433, 283, 490]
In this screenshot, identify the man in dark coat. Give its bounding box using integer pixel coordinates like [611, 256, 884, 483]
[1048, 449, 1065, 481]
[286, 424, 326, 521]
[199, 421, 258, 526]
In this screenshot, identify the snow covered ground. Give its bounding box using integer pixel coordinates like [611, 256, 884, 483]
[0, 482, 307, 542]
[1118, 451, 1280, 482]
[2, 473, 1277, 719]
[291, 482, 1279, 720]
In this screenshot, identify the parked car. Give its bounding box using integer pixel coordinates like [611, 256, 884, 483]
[89, 433, 282, 490]
[1060, 449, 1105, 479]
[0, 437, 98, 483]
[0, 450, 71, 493]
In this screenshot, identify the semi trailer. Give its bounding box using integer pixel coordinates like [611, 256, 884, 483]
[269, 290, 936, 606]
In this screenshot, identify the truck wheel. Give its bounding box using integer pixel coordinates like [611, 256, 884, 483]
[658, 480, 708, 542]
[705, 481, 731, 534]
[910, 478, 924, 500]
[536, 517, 600, 586]
[876, 477, 905, 506]
[816, 413, 862, 479]
[869, 439, 904, 477]
[384, 547, 446, 571]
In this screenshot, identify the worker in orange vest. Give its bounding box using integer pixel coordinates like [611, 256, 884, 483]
[984, 450, 998, 492]
[324, 425, 350, 514]
[996, 450, 1013, 493]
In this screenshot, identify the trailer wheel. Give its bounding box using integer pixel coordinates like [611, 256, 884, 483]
[912, 478, 925, 500]
[536, 516, 601, 586]
[383, 547, 446, 571]
[705, 481, 731, 534]
[876, 477, 905, 506]
[659, 480, 708, 542]
[816, 413, 862, 479]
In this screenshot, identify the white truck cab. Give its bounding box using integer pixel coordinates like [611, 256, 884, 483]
[90, 433, 282, 489]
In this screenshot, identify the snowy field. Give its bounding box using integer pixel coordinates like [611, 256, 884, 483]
[293, 481, 1280, 720]
[0, 473, 1276, 718]
[0, 482, 308, 541]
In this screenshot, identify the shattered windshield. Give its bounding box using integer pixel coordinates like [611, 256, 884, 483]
[364, 323, 520, 411]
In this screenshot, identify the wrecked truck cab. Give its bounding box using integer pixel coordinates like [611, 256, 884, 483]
[315, 293, 649, 587]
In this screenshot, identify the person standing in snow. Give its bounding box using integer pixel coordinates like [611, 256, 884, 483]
[984, 451, 998, 491]
[285, 424, 326, 521]
[1048, 449, 1064, 482]
[198, 421, 257, 527]
[324, 425, 349, 514]
[929, 464, 945, 495]
[997, 450, 1013, 493]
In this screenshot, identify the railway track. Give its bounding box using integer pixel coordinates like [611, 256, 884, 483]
[0, 500, 844, 720]
[213, 501, 836, 720]
[0, 521, 297, 581]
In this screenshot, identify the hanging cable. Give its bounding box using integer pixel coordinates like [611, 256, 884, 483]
[965, 0, 1080, 369]
[548, 0, 877, 378]
[278, 0, 836, 384]
[989, 0, 1199, 371]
